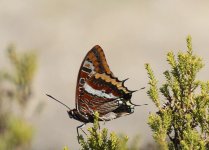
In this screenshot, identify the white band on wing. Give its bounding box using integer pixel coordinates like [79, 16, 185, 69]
[83, 83, 117, 99]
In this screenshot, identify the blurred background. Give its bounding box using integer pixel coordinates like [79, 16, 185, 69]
[1, 0, 209, 149]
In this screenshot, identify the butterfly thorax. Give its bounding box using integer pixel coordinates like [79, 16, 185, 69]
[67, 109, 94, 123]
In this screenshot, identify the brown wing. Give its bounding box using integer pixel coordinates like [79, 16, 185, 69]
[83, 73, 131, 115]
[85, 45, 112, 75]
[75, 45, 132, 117]
[75, 45, 112, 109]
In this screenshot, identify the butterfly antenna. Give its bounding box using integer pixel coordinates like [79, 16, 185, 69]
[46, 94, 71, 110]
[139, 87, 146, 90]
[129, 101, 148, 107]
[130, 87, 145, 93]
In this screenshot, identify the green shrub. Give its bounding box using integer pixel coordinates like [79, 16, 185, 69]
[78, 112, 129, 150]
[145, 36, 209, 150]
[0, 45, 37, 150]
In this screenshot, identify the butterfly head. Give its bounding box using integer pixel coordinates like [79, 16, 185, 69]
[67, 109, 79, 120]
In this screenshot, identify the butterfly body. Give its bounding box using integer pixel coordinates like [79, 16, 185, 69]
[68, 101, 134, 123]
[68, 109, 94, 123]
[70, 45, 136, 123]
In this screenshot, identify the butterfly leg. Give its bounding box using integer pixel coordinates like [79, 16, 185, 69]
[77, 123, 87, 136]
[77, 123, 87, 143]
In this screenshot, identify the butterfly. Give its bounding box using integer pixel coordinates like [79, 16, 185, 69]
[46, 45, 146, 138]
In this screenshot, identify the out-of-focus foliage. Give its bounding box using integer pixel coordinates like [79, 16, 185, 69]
[0, 117, 33, 150]
[63, 146, 69, 150]
[0, 45, 37, 150]
[140, 142, 160, 150]
[145, 36, 209, 149]
[128, 135, 140, 150]
[3, 45, 37, 107]
[78, 112, 129, 150]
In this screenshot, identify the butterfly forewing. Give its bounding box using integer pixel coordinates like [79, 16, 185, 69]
[76, 45, 132, 118]
[76, 45, 112, 108]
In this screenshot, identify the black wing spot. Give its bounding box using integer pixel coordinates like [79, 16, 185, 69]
[80, 78, 85, 85]
[82, 67, 92, 73]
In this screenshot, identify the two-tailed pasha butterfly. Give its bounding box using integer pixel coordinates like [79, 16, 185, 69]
[46, 45, 147, 139]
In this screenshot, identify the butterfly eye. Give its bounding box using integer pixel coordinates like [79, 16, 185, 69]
[67, 110, 74, 118]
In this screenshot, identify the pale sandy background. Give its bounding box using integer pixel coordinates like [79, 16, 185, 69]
[1, 0, 209, 149]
